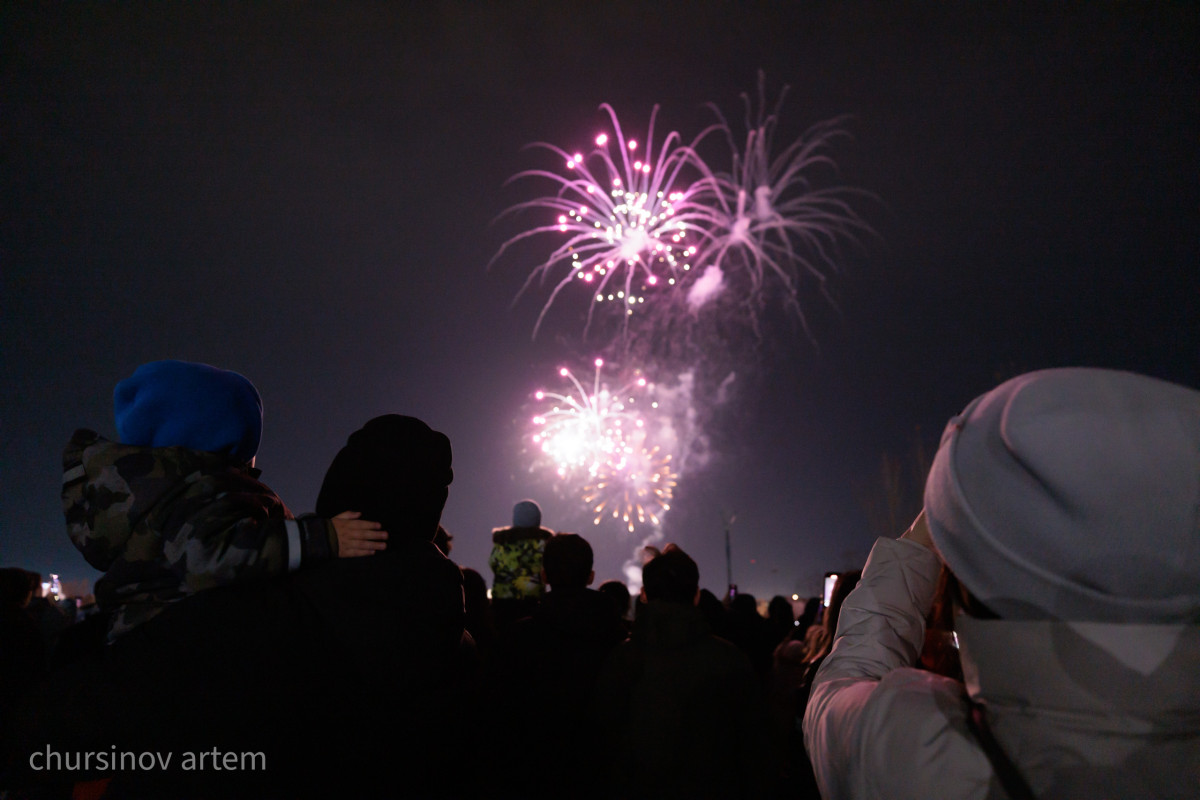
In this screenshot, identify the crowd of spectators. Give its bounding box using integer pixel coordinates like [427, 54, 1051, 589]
[1, 361, 1196, 799]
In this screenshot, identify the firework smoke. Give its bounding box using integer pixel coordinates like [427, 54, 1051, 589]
[497, 74, 872, 570]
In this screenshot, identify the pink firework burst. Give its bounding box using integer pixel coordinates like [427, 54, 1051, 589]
[684, 73, 874, 332]
[492, 104, 713, 339]
[528, 358, 675, 533]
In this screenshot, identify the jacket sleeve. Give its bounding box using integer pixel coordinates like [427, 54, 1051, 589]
[802, 537, 991, 800]
[159, 479, 338, 594]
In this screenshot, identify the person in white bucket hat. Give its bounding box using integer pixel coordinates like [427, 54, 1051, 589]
[804, 368, 1200, 800]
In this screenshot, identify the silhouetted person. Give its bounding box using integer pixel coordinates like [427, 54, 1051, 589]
[63, 360, 385, 642]
[593, 545, 774, 799]
[766, 595, 796, 647]
[726, 591, 773, 684]
[490, 533, 625, 798]
[773, 571, 860, 799]
[4, 361, 388, 798]
[102, 413, 465, 797]
[488, 499, 553, 632]
[598, 578, 633, 637]
[462, 566, 498, 664]
[23, 572, 71, 665]
[0, 569, 44, 724]
[297, 413, 468, 797]
[697, 587, 728, 637]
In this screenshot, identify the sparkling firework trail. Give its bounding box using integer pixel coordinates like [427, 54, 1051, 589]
[491, 104, 714, 338]
[686, 73, 873, 328]
[529, 359, 676, 533]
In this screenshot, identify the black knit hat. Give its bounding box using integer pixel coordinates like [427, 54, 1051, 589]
[315, 415, 453, 543]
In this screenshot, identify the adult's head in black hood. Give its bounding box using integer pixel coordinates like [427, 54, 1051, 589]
[315, 415, 452, 544]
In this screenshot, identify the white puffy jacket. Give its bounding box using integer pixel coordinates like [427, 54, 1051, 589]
[803, 537, 1200, 800]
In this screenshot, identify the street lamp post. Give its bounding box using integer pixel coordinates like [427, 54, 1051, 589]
[722, 512, 736, 600]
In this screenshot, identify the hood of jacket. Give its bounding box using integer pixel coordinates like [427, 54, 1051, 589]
[63, 428, 272, 572]
[957, 614, 1200, 795]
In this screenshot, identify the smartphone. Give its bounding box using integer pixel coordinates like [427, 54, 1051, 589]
[823, 572, 839, 608]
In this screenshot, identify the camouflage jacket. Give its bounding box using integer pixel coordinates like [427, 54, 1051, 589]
[488, 525, 553, 600]
[63, 429, 337, 640]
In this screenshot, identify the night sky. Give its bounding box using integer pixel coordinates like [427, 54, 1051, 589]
[4, 3, 1197, 601]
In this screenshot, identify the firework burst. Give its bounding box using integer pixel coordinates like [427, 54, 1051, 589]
[492, 104, 715, 339]
[529, 358, 675, 533]
[684, 73, 874, 331]
[583, 436, 676, 533]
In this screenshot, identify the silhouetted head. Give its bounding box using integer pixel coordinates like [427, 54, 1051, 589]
[641, 544, 700, 604]
[542, 532, 593, 590]
[697, 588, 727, 632]
[730, 592, 758, 618]
[316, 414, 452, 543]
[0, 568, 34, 609]
[768, 595, 794, 626]
[598, 579, 632, 619]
